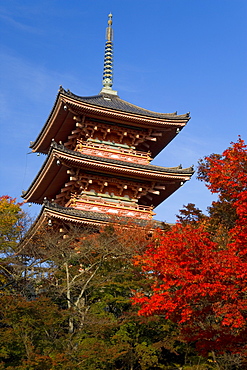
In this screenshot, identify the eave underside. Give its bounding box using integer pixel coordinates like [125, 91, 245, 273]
[23, 144, 193, 208]
[30, 90, 190, 157]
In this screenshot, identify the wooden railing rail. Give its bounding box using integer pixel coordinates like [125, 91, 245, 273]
[66, 194, 153, 213]
[76, 140, 151, 159]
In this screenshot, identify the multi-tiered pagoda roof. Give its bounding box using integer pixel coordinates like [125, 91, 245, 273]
[22, 14, 194, 232]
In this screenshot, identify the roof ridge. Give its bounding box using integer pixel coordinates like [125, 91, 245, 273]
[60, 88, 190, 119]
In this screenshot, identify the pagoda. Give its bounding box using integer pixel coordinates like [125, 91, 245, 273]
[22, 14, 193, 230]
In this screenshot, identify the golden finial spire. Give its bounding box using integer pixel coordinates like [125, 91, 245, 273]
[100, 13, 118, 96]
[106, 13, 113, 41]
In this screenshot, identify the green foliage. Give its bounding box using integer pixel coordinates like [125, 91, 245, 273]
[0, 196, 226, 368]
[0, 196, 31, 295]
[0, 295, 70, 369]
[0, 196, 25, 252]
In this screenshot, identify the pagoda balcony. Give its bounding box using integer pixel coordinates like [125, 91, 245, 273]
[65, 194, 155, 220]
[75, 139, 151, 165]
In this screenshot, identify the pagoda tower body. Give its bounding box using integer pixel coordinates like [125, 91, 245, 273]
[22, 15, 193, 229]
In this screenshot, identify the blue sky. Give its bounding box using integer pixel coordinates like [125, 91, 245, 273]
[0, 0, 246, 223]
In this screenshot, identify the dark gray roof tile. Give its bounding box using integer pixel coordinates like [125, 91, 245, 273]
[44, 201, 164, 228]
[52, 142, 194, 174]
[61, 87, 190, 120]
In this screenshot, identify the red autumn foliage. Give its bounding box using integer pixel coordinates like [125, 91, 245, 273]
[133, 138, 247, 356]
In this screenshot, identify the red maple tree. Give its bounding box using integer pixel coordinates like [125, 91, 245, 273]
[133, 138, 247, 356]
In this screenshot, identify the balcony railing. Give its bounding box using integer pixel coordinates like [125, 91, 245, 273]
[75, 139, 151, 163]
[65, 193, 154, 219]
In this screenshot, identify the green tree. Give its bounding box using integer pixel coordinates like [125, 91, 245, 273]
[0, 294, 80, 369]
[0, 196, 31, 294]
[0, 196, 26, 252]
[19, 221, 203, 369]
[0, 197, 215, 368]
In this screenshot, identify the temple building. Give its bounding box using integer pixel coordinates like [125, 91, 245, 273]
[22, 14, 193, 231]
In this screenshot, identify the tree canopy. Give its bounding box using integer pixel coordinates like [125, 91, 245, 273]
[133, 138, 247, 362]
[1, 138, 247, 369]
